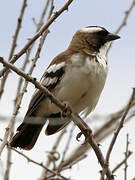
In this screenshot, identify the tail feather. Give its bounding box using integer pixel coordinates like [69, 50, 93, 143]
[45, 117, 70, 135]
[10, 123, 43, 150]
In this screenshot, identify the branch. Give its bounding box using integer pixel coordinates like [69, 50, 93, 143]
[0, 0, 74, 77]
[100, 89, 135, 180]
[35, 0, 50, 31]
[3, 3, 54, 179]
[0, 56, 114, 179]
[112, 151, 132, 173]
[14, 0, 51, 106]
[9, 0, 28, 61]
[114, 0, 135, 35]
[0, 138, 69, 180]
[0, 0, 27, 99]
[59, 101, 135, 171]
[0, 4, 53, 157]
[71, 114, 114, 180]
[0, 57, 66, 111]
[56, 1, 135, 170]
[40, 128, 66, 179]
[58, 125, 75, 172]
[107, 0, 135, 53]
[124, 134, 129, 180]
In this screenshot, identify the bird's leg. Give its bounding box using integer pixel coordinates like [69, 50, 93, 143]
[61, 101, 72, 117]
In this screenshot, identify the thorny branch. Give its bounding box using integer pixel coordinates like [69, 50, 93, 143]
[0, 56, 114, 179]
[14, 0, 51, 106]
[2, 2, 54, 179]
[100, 89, 135, 180]
[112, 151, 132, 174]
[0, 1, 53, 157]
[107, 0, 135, 52]
[114, 0, 135, 35]
[58, 125, 75, 172]
[60, 97, 135, 171]
[59, 0, 135, 170]
[0, 1, 134, 179]
[0, 57, 66, 111]
[40, 128, 66, 179]
[0, 138, 69, 180]
[0, 0, 27, 99]
[124, 134, 129, 180]
[0, 0, 74, 77]
[71, 114, 114, 180]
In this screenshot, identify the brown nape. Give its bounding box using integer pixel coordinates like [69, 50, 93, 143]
[67, 30, 99, 55]
[9, 123, 43, 150]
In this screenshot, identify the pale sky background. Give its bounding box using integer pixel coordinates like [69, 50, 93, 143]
[0, 0, 135, 180]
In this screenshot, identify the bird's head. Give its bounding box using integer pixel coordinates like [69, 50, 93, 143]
[68, 26, 120, 56]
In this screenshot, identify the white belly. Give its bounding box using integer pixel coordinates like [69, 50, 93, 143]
[56, 55, 108, 117]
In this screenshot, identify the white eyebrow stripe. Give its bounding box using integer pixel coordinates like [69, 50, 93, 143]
[47, 62, 65, 73]
[79, 27, 103, 33]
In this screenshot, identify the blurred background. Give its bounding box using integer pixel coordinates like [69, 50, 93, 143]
[0, 0, 135, 180]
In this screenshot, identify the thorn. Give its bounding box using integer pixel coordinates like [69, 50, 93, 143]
[33, 77, 37, 81]
[97, 143, 102, 147]
[5, 127, 9, 131]
[54, 11, 58, 16]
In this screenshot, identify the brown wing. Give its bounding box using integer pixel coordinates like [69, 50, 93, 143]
[25, 49, 74, 117]
[25, 90, 45, 117]
[25, 63, 65, 118]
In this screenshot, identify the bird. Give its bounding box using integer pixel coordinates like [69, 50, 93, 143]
[9, 26, 120, 150]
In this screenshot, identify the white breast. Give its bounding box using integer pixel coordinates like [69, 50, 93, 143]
[56, 53, 108, 117]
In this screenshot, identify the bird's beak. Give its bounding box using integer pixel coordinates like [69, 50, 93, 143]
[106, 33, 120, 42]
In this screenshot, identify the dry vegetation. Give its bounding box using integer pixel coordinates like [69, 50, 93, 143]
[0, 0, 135, 180]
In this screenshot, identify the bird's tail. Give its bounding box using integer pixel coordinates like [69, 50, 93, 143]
[9, 123, 43, 150]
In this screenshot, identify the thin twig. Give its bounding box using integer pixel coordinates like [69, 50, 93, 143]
[112, 151, 132, 173]
[0, 114, 16, 156]
[0, 0, 74, 77]
[36, 0, 50, 30]
[124, 134, 129, 180]
[61, 154, 87, 171]
[0, 0, 53, 161]
[114, 0, 135, 35]
[0, 0, 27, 100]
[40, 128, 66, 179]
[107, 0, 135, 52]
[14, 0, 51, 106]
[3, 147, 12, 180]
[100, 89, 135, 180]
[59, 98, 135, 171]
[58, 125, 75, 172]
[0, 138, 68, 180]
[0, 6, 53, 156]
[106, 90, 135, 163]
[0, 25, 50, 156]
